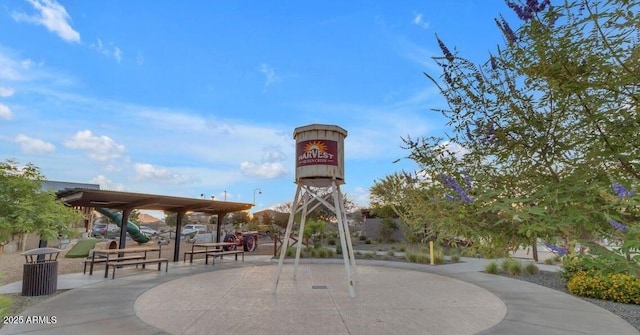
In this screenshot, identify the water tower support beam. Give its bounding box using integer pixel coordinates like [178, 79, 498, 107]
[273, 184, 302, 292]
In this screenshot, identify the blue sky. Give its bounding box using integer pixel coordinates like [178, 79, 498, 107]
[0, 0, 518, 213]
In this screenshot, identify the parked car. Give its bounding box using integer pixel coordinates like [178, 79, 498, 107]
[92, 223, 107, 237]
[180, 224, 207, 238]
[139, 226, 158, 236]
[92, 223, 121, 238]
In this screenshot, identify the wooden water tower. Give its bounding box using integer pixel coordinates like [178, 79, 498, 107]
[272, 124, 357, 297]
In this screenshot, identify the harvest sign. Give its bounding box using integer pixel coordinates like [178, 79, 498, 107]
[296, 140, 338, 167]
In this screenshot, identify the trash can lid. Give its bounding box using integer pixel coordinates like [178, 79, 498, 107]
[21, 248, 63, 256]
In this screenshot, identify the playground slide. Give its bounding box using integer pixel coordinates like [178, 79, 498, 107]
[95, 207, 150, 243]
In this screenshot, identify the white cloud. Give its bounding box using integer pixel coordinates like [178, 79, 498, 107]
[240, 161, 288, 179]
[90, 38, 122, 62]
[90, 175, 125, 191]
[14, 134, 55, 153]
[134, 163, 192, 184]
[260, 63, 282, 87]
[439, 141, 469, 160]
[262, 146, 286, 162]
[0, 86, 15, 97]
[0, 103, 13, 119]
[412, 13, 430, 29]
[12, 0, 80, 43]
[240, 146, 289, 179]
[64, 130, 126, 161]
[349, 186, 370, 207]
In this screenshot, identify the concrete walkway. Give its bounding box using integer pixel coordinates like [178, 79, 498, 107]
[0, 256, 638, 335]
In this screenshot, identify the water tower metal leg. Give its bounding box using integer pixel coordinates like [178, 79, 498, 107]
[293, 191, 310, 280]
[337, 186, 357, 277]
[332, 181, 355, 298]
[273, 184, 302, 293]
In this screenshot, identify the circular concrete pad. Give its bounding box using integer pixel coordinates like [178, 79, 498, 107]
[135, 264, 506, 335]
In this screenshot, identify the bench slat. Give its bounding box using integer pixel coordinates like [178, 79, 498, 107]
[108, 258, 169, 279]
[83, 255, 145, 274]
[205, 250, 244, 265]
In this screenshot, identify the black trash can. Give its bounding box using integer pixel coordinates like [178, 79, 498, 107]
[21, 248, 62, 296]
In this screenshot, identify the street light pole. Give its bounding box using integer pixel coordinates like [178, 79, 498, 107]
[253, 188, 262, 205]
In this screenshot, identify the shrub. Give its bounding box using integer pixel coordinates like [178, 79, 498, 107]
[364, 253, 375, 259]
[359, 235, 367, 241]
[508, 261, 523, 275]
[485, 261, 499, 274]
[525, 263, 539, 275]
[432, 249, 445, 265]
[382, 255, 392, 261]
[316, 248, 328, 258]
[328, 238, 336, 246]
[365, 239, 372, 244]
[336, 245, 342, 255]
[451, 254, 460, 263]
[399, 245, 406, 252]
[560, 256, 591, 282]
[286, 247, 295, 257]
[405, 251, 428, 264]
[0, 294, 11, 317]
[386, 250, 395, 257]
[499, 258, 523, 275]
[501, 258, 519, 272]
[544, 258, 555, 265]
[567, 272, 640, 305]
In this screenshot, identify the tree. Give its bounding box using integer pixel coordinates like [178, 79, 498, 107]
[0, 159, 83, 245]
[164, 213, 189, 227]
[378, 217, 399, 243]
[402, 0, 639, 266]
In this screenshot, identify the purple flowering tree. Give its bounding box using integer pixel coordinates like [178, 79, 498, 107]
[391, 0, 640, 264]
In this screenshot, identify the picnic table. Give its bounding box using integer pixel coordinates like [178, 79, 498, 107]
[184, 242, 237, 264]
[90, 246, 162, 278]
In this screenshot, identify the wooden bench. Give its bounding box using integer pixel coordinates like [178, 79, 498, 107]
[183, 250, 209, 263]
[83, 255, 145, 274]
[107, 258, 169, 279]
[205, 250, 244, 265]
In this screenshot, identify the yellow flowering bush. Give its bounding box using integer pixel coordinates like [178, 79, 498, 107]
[567, 271, 640, 305]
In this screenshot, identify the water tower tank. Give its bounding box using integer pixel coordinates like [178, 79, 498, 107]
[294, 124, 347, 187]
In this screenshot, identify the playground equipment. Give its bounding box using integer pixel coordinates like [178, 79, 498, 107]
[95, 207, 150, 244]
[223, 231, 258, 252]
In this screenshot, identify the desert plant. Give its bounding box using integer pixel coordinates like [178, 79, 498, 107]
[405, 251, 428, 264]
[450, 254, 460, 263]
[286, 246, 295, 257]
[0, 294, 11, 317]
[525, 263, 539, 275]
[485, 261, 499, 274]
[364, 253, 375, 259]
[432, 248, 445, 265]
[508, 261, 523, 275]
[567, 271, 640, 305]
[501, 258, 520, 272]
